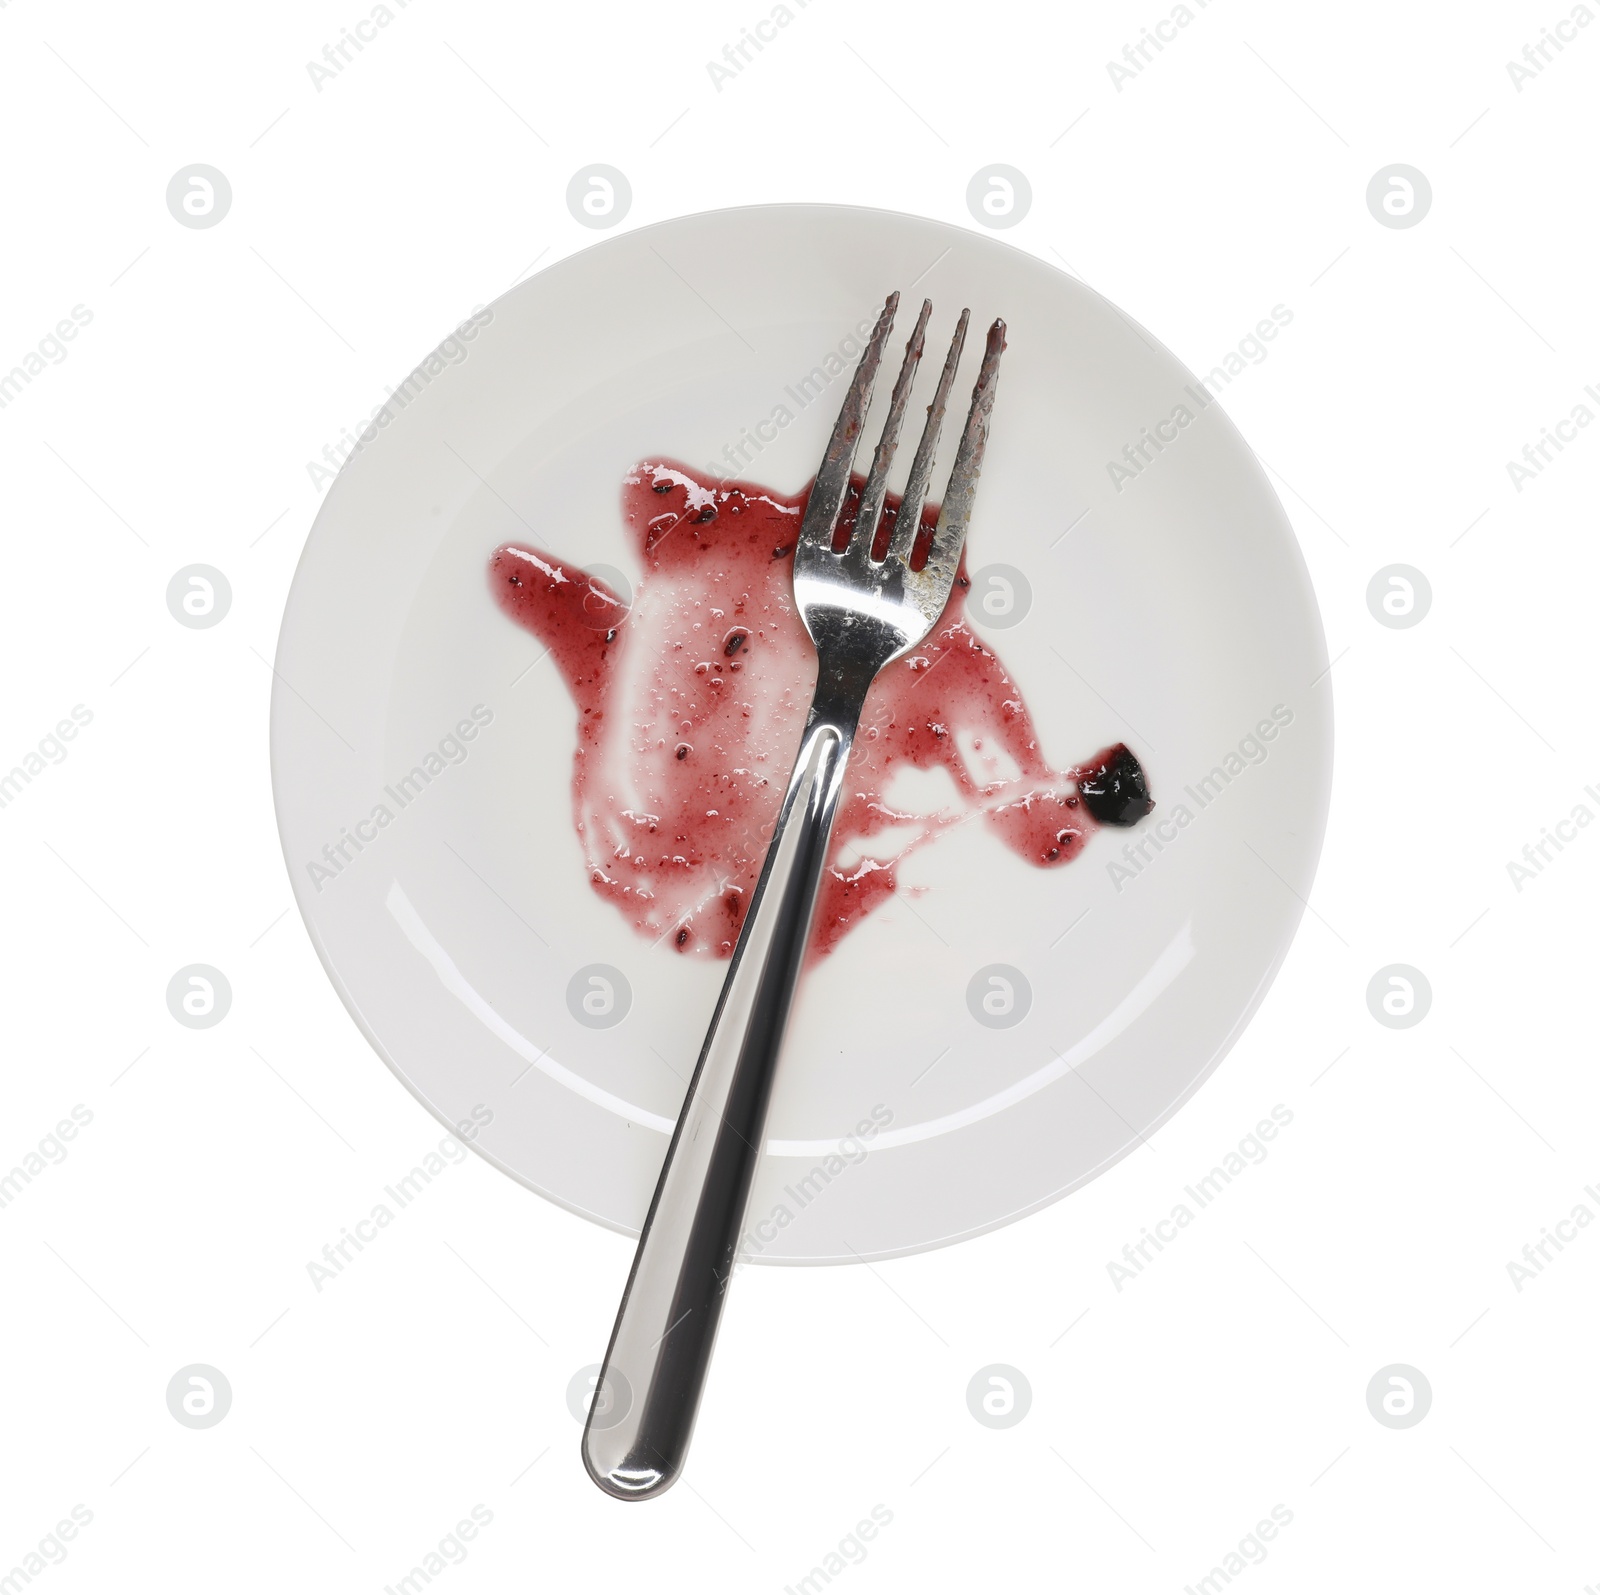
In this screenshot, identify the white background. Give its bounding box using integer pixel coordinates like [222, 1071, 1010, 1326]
[3, 0, 1598, 1590]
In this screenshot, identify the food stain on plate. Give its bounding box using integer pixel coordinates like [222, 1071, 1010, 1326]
[489, 461, 1153, 957]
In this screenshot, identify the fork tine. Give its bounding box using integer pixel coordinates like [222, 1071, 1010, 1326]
[884, 308, 969, 568]
[797, 292, 899, 552]
[851, 298, 931, 560]
[921, 318, 1006, 579]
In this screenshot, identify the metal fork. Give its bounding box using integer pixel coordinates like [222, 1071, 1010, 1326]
[582, 292, 1006, 1500]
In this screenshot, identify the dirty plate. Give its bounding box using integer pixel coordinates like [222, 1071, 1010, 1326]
[270, 203, 1332, 1262]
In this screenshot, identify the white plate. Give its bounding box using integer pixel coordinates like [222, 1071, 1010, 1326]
[271, 204, 1332, 1264]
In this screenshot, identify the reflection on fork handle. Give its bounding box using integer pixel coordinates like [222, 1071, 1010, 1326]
[582, 701, 859, 1501]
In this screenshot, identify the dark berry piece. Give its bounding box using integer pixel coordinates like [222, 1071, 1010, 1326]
[1079, 744, 1153, 826]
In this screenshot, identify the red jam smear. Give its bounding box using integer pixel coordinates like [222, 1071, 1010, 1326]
[488, 461, 1151, 957]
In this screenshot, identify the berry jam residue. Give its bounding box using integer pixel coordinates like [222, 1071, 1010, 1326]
[489, 461, 1152, 958]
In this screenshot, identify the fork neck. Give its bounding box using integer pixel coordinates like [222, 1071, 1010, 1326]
[807, 652, 879, 738]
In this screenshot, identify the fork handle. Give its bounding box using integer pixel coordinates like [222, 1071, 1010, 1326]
[582, 701, 859, 1500]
